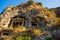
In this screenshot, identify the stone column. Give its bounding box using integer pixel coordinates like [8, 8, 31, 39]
[25, 17, 31, 29]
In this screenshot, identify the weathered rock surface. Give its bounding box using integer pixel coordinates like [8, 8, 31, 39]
[0, 2, 59, 29]
[0, 1, 60, 40]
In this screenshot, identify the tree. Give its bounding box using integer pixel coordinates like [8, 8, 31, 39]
[37, 2, 42, 6]
[28, 0, 34, 5]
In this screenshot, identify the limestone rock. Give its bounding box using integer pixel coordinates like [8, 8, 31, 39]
[0, 2, 59, 31]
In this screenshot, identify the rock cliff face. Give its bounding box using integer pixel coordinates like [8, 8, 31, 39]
[0, 1, 60, 40]
[0, 2, 59, 29]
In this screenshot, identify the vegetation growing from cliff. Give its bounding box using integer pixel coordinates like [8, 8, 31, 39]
[49, 9, 53, 11]
[27, 0, 42, 6]
[37, 2, 42, 6]
[45, 37, 53, 40]
[27, 0, 34, 5]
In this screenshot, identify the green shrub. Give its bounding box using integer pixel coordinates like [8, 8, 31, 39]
[38, 2, 42, 6]
[49, 9, 53, 11]
[28, 0, 34, 5]
[16, 36, 31, 40]
[45, 37, 53, 40]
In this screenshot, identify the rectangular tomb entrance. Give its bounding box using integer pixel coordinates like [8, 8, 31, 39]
[9, 15, 25, 28]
